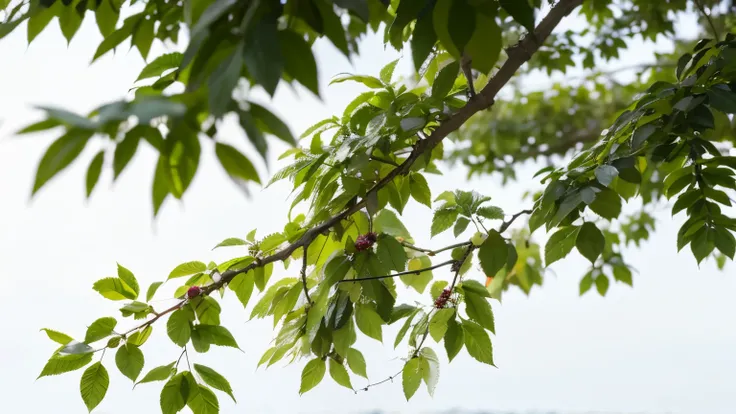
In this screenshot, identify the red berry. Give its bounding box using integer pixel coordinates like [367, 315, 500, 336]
[187, 286, 201, 299]
[355, 232, 378, 251]
[434, 288, 453, 308]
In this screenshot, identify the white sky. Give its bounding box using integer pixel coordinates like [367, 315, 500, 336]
[0, 7, 734, 414]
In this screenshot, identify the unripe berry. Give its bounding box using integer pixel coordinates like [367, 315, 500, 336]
[471, 231, 486, 246]
[187, 285, 202, 299]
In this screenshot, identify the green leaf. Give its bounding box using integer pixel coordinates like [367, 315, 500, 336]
[589, 188, 622, 220]
[160, 373, 189, 414]
[595, 274, 610, 296]
[132, 17, 154, 60]
[431, 60, 460, 100]
[477, 206, 504, 220]
[116, 263, 139, 299]
[429, 308, 455, 342]
[228, 273, 255, 308]
[612, 265, 633, 286]
[402, 357, 424, 400]
[41, 328, 73, 345]
[579, 272, 594, 295]
[431, 207, 459, 237]
[113, 128, 143, 180]
[346, 348, 367, 379]
[430, 281, 449, 301]
[714, 227, 736, 259]
[146, 282, 163, 302]
[355, 304, 383, 342]
[595, 165, 619, 186]
[80, 362, 109, 412]
[328, 359, 353, 390]
[84, 150, 104, 198]
[243, 20, 282, 96]
[460, 279, 490, 298]
[376, 234, 408, 271]
[115, 344, 144, 382]
[208, 45, 244, 117]
[84, 317, 117, 344]
[38, 353, 93, 378]
[187, 384, 219, 414]
[250, 103, 296, 146]
[92, 277, 137, 301]
[453, 217, 471, 237]
[409, 173, 432, 207]
[477, 230, 507, 277]
[193, 364, 236, 402]
[136, 52, 182, 81]
[374, 209, 413, 241]
[464, 8, 502, 74]
[324, 254, 351, 287]
[402, 256, 433, 294]
[213, 238, 247, 249]
[299, 358, 326, 395]
[166, 310, 191, 347]
[28, 4, 57, 43]
[192, 296, 222, 325]
[544, 226, 580, 266]
[128, 326, 152, 347]
[500, 0, 535, 31]
[419, 347, 440, 396]
[280, 29, 319, 96]
[443, 317, 464, 361]
[33, 129, 92, 195]
[215, 143, 261, 185]
[411, 12, 437, 71]
[708, 86, 736, 114]
[464, 292, 495, 332]
[380, 59, 399, 84]
[576, 222, 605, 264]
[195, 325, 240, 349]
[394, 309, 419, 348]
[461, 319, 494, 365]
[168, 261, 207, 280]
[447, 0, 475, 54]
[190, 0, 237, 38]
[59, 341, 95, 355]
[58, 2, 83, 44]
[136, 362, 175, 386]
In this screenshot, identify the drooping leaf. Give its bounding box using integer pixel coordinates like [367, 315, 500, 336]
[464, 292, 495, 332]
[84, 317, 117, 344]
[166, 310, 191, 347]
[80, 362, 109, 412]
[576, 222, 605, 264]
[544, 226, 580, 266]
[193, 364, 236, 402]
[115, 344, 144, 382]
[33, 129, 92, 195]
[299, 358, 326, 395]
[168, 261, 207, 280]
[477, 230, 507, 277]
[461, 319, 494, 365]
[402, 357, 425, 400]
[215, 143, 261, 185]
[136, 362, 175, 386]
[346, 348, 367, 379]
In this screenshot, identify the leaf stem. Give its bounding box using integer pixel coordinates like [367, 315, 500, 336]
[499, 209, 532, 233]
[300, 244, 313, 305]
[400, 241, 471, 256]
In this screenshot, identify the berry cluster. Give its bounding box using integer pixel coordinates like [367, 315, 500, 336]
[187, 285, 202, 299]
[354, 232, 377, 251]
[434, 288, 453, 308]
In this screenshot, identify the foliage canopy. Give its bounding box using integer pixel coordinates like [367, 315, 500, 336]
[3, 0, 736, 412]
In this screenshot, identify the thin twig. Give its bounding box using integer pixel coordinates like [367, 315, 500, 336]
[449, 246, 474, 291]
[338, 260, 455, 283]
[400, 241, 471, 256]
[693, 0, 720, 41]
[120, 300, 184, 337]
[300, 244, 312, 305]
[499, 209, 533, 233]
[175, 347, 187, 370]
[356, 368, 403, 393]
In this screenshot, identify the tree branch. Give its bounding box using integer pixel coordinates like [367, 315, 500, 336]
[400, 241, 471, 256]
[338, 260, 455, 283]
[693, 0, 720, 40]
[300, 244, 312, 305]
[500, 209, 533, 233]
[199, 0, 583, 303]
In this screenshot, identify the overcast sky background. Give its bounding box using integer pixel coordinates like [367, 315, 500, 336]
[1, 5, 735, 414]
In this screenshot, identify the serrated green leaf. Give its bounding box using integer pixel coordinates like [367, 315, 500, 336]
[146, 282, 163, 302]
[38, 353, 93, 378]
[477, 230, 507, 277]
[576, 222, 605, 264]
[80, 362, 109, 412]
[41, 328, 73, 345]
[115, 344, 144, 382]
[429, 308, 454, 342]
[376, 234, 408, 272]
[168, 261, 207, 280]
[346, 348, 367, 379]
[299, 358, 326, 395]
[136, 362, 175, 386]
[431, 207, 459, 237]
[545, 226, 580, 266]
[402, 357, 424, 400]
[328, 359, 353, 390]
[461, 319, 494, 365]
[431, 60, 460, 100]
[92, 277, 137, 301]
[409, 173, 432, 208]
[464, 291, 495, 332]
[215, 143, 261, 185]
[127, 326, 152, 347]
[85, 317, 117, 344]
[160, 373, 189, 414]
[355, 303, 383, 342]
[166, 310, 191, 347]
[444, 317, 464, 361]
[116, 263, 139, 299]
[187, 384, 220, 414]
[193, 363, 236, 402]
[280, 29, 319, 96]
